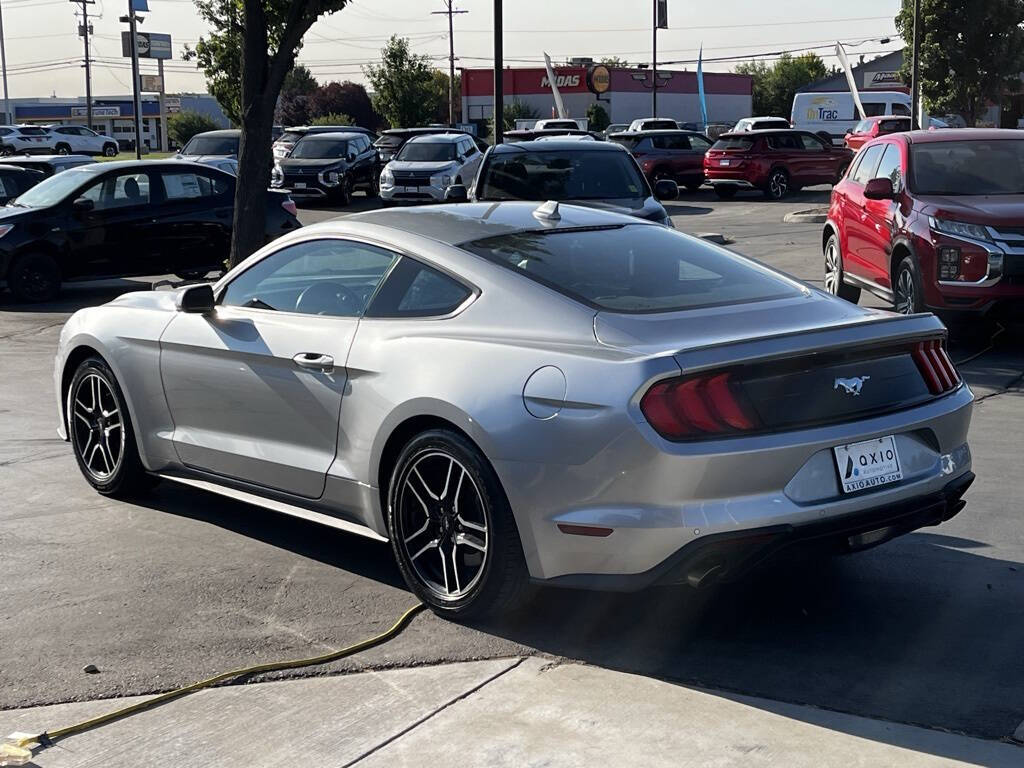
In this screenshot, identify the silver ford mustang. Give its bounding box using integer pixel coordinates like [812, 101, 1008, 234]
[54, 202, 975, 618]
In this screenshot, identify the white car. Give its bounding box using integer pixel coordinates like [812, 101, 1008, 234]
[732, 117, 791, 132]
[628, 118, 679, 132]
[534, 118, 586, 131]
[0, 125, 53, 156]
[45, 125, 120, 157]
[380, 133, 483, 204]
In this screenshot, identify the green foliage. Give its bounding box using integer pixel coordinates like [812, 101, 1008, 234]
[283, 64, 318, 97]
[310, 112, 355, 126]
[364, 36, 446, 128]
[308, 81, 378, 128]
[586, 102, 610, 132]
[735, 53, 829, 117]
[502, 99, 540, 130]
[896, 0, 1024, 125]
[167, 110, 220, 146]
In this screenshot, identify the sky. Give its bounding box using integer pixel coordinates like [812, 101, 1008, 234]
[1, 0, 905, 99]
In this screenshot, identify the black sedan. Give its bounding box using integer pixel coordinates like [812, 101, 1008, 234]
[451, 140, 678, 225]
[0, 160, 301, 302]
[271, 131, 378, 205]
[0, 164, 45, 204]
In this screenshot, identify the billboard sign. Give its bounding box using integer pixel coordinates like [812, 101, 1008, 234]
[72, 106, 120, 117]
[863, 70, 903, 89]
[121, 31, 172, 60]
[140, 74, 163, 92]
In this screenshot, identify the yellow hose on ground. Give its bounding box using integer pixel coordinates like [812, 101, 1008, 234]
[3, 602, 425, 761]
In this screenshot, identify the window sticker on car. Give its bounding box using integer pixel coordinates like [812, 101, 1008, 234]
[628, 185, 638, 193]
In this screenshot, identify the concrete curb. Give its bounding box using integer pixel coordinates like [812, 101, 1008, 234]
[784, 207, 829, 224]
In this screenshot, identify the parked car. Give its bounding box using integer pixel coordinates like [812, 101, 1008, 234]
[272, 131, 379, 204]
[503, 128, 596, 142]
[0, 164, 45, 204]
[175, 129, 240, 162]
[46, 125, 119, 157]
[194, 157, 238, 175]
[609, 129, 712, 191]
[732, 116, 791, 132]
[374, 128, 482, 165]
[0, 160, 300, 301]
[3, 154, 96, 177]
[823, 128, 1024, 319]
[452, 139, 677, 225]
[627, 117, 679, 132]
[844, 116, 949, 151]
[602, 122, 629, 138]
[273, 125, 377, 161]
[533, 118, 584, 130]
[791, 91, 911, 145]
[534, 134, 596, 142]
[53, 201, 974, 618]
[0, 125, 53, 156]
[379, 133, 484, 205]
[704, 130, 853, 199]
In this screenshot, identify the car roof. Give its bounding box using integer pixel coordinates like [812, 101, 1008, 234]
[64, 159, 229, 174]
[406, 133, 465, 144]
[609, 129, 705, 136]
[492, 139, 625, 152]
[192, 129, 239, 137]
[903, 128, 1010, 144]
[298, 131, 364, 141]
[8, 154, 93, 162]
[0, 163, 40, 172]
[341, 201, 651, 245]
[718, 129, 805, 138]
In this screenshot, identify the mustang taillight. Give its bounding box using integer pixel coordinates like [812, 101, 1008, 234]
[912, 339, 960, 394]
[640, 372, 759, 440]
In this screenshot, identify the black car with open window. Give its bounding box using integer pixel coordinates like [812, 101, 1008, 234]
[271, 132, 379, 205]
[0, 160, 301, 302]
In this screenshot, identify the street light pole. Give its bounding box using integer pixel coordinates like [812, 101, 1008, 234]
[651, 0, 657, 117]
[0, 0, 11, 126]
[910, 0, 922, 130]
[493, 0, 503, 144]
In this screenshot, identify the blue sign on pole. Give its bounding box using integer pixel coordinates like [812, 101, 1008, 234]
[131, 0, 149, 11]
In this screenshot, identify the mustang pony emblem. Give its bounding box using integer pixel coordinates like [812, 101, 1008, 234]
[834, 376, 870, 396]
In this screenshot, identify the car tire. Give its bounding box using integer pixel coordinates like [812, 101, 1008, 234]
[55, 143, 72, 156]
[387, 428, 530, 619]
[823, 233, 861, 303]
[103, 143, 118, 157]
[713, 185, 737, 200]
[0, 145, 13, 157]
[7, 252, 61, 303]
[366, 172, 379, 198]
[764, 168, 790, 199]
[893, 255, 925, 315]
[68, 356, 157, 498]
[338, 177, 352, 206]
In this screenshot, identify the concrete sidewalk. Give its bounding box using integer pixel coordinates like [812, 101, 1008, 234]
[2, 658, 1020, 767]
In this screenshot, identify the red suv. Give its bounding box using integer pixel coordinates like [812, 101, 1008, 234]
[704, 130, 853, 199]
[823, 129, 1024, 319]
[609, 130, 712, 191]
[845, 116, 912, 151]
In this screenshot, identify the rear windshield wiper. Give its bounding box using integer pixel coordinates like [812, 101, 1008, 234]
[242, 297, 276, 311]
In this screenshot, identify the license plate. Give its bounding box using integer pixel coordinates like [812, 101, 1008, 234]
[403, 185, 418, 193]
[833, 435, 903, 494]
[719, 159, 730, 166]
[294, 182, 306, 188]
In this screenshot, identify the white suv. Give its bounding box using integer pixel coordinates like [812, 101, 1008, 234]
[0, 125, 53, 155]
[46, 125, 119, 157]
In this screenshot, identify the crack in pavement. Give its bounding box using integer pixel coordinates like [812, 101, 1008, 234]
[973, 369, 1024, 404]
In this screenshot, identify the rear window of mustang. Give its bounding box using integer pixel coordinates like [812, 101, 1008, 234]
[461, 224, 799, 313]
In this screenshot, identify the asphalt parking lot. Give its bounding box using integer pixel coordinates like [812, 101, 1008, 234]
[1, 188, 1022, 747]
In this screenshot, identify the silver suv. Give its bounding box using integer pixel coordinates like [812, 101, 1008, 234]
[379, 133, 483, 204]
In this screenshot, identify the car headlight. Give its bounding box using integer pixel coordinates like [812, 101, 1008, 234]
[271, 165, 283, 187]
[318, 169, 342, 187]
[380, 167, 394, 185]
[432, 174, 453, 189]
[929, 217, 991, 242]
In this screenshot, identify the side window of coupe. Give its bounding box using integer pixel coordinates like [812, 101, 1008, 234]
[366, 258, 472, 318]
[221, 239, 398, 318]
[80, 172, 151, 210]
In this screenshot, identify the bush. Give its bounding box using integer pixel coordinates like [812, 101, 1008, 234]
[310, 113, 355, 127]
[586, 103, 610, 132]
[168, 110, 220, 146]
[502, 100, 540, 130]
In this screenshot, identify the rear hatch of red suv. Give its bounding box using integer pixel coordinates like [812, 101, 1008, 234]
[705, 134, 759, 181]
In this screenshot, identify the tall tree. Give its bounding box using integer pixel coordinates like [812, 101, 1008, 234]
[896, 0, 1024, 125]
[735, 53, 829, 116]
[364, 36, 445, 128]
[190, 0, 350, 266]
[308, 81, 379, 128]
[277, 64, 319, 127]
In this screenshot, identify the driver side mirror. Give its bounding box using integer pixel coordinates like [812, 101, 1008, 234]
[72, 197, 94, 213]
[346, 152, 356, 162]
[653, 179, 679, 201]
[176, 283, 215, 314]
[863, 177, 896, 201]
[444, 184, 469, 203]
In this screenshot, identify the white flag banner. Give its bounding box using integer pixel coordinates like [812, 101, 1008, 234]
[835, 42, 866, 120]
[543, 52, 568, 119]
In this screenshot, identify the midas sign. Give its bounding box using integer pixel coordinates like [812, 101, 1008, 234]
[542, 74, 580, 88]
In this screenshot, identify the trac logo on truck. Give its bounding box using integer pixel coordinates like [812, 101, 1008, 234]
[806, 96, 840, 121]
[541, 74, 580, 88]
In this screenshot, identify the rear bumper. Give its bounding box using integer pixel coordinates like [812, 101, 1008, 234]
[543, 470, 975, 592]
[706, 178, 757, 189]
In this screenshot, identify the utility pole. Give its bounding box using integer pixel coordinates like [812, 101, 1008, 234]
[71, 0, 96, 131]
[493, 0, 503, 144]
[158, 57, 167, 152]
[651, 0, 657, 117]
[124, 1, 143, 159]
[431, 1, 467, 128]
[0, 0, 10, 125]
[910, 0, 922, 130]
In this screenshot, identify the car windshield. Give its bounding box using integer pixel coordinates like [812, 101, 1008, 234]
[910, 140, 1024, 195]
[462, 224, 798, 313]
[396, 142, 457, 162]
[10, 167, 93, 207]
[278, 131, 304, 144]
[290, 139, 349, 159]
[713, 137, 755, 151]
[375, 134, 408, 149]
[181, 135, 238, 155]
[478, 150, 647, 201]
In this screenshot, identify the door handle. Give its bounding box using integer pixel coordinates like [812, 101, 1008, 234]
[292, 352, 334, 372]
